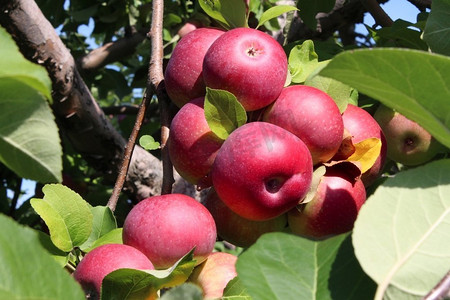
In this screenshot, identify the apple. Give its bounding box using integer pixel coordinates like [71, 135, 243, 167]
[73, 243, 154, 299]
[168, 97, 223, 187]
[122, 194, 217, 269]
[288, 164, 366, 239]
[177, 21, 202, 38]
[203, 188, 287, 248]
[341, 104, 387, 186]
[263, 85, 344, 165]
[373, 104, 446, 166]
[164, 27, 224, 108]
[202, 27, 288, 111]
[211, 122, 313, 221]
[188, 252, 237, 299]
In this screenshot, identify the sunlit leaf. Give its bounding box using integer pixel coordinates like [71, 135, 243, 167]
[257, 5, 298, 29]
[347, 138, 382, 174]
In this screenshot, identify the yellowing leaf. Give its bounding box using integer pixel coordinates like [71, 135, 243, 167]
[347, 138, 381, 174]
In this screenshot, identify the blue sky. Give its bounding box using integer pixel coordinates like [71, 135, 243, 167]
[12, 0, 423, 206]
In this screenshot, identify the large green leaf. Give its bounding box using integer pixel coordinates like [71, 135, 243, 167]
[297, 0, 335, 29]
[198, 0, 247, 29]
[0, 213, 85, 299]
[236, 232, 376, 300]
[423, 0, 450, 56]
[0, 27, 52, 101]
[101, 249, 196, 299]
[31, 184, 93, 252]
[319, 48, 450, 149]
[256, 5, 298, 29]
[353, 159, 450, 300]
[0, 79, 62, 183]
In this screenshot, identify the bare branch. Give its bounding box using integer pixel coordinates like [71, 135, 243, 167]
[424, 271, 450, 300]
[148, 0, 174, 195]
[406, 0, 432, 11]
[360, 0, 394, 27]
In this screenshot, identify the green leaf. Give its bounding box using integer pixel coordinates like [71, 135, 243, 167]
[198, 0, 247, 29]
[83, 228, 123, 253]
[352, 159, 450, 300]
[139, 135, 160, 150]
[319, 48, 450, 149]
[101, 249, 197, 300]
[236, 232, 376, 300]
[0, 79, 62, 183]
[257, 5, 298, 29]
[222, 276, 251, 299]
[30, 184, 93, 252]
[423, 0, 450, 55]
[288, 40, 319, 84]
[373, 19, 428, 50]
[36, 231, 69, 267]
[0, 27, 52, 101]
[297, 0, 335, 29]
[79, 206, 117, 251]
[204, 88, 247, 140]
[160, 283, 203, 300]
[0, 213, 85, 299]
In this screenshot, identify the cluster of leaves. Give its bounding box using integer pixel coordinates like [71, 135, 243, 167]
[0, 0, 450, 299]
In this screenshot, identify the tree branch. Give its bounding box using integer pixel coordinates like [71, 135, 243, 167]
[424, 271, 450, 300]
[77, 28, 146, 72]
[360, 0, 393, 27]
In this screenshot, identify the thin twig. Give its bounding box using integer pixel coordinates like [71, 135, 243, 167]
[360, 0, 393, 27]
[106, 92, 152, 212]
[148, 0, 174, 194]
[423, 271, 450, 300]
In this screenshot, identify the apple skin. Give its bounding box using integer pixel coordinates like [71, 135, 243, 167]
[288, 166, 366, 239]
[202, 27, 288, 111]
[122, 194, 217, 269]
[168, 97, 223, 186]
[341, 104, 387, 186]
[188, 252, 238, 299]
[164, 27, 224, 108]
[73, 243, 154, 299]
[211, 122, 313, 221]
[203, 188, 287, 248]
[177, 21, 201, 38]
[263, 85, 344, 165]
[373, 105, 446, 166]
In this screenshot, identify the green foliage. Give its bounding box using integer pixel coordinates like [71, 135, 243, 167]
[79, 205, 117, 251]
[0, 28, 62, 183]
[0, 213, 85, 299]
[288, 40, 321, 84]
[319, 48, 450, 149]
[31, 184, 93, 252]
[296, 0, 335, 30]
[236, 232, 375, 300]
[423, 0, 450, 55]
[204, 88, 247, 140]
[139, 135, 161, 151]
[222, 276, 251, 299]
[198, 0, 247, 29]
[160, 283, 204, 300]
[101, 249, 197, 299]
[353, 159, 450, 299]
[256, 5, 298, 29]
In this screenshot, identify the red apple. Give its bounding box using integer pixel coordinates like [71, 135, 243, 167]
[168, 97, 223, 186]
[373, 104, 446, 166]
[177, 21, 202, 38]
[164, 27, 224, 108]
[288, 164, 366, 239]
[188, 252, 237, 299]
[73, 243, 154, 299]
[202, 27, 288, 111]
[263, 85, 344, 165]
[211, 122, 313, 221]
[203, 188, 287, 248]
[341, 104, 387, 186]
[122, 194, 217, 269]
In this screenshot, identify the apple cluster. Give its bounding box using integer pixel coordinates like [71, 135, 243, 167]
[165, 26, 391, 246]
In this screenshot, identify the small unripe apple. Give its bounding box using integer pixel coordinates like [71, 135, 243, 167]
[373, 104, 446, 166]
[203, 188, 287, 248]
[203, 27, 288, 111]
[211, 122, 313, 221]
[189, 252, 237, 299]
[288, 165, 366, 239]
[168, 97, 223, 186]
[341, 104, 387, 186]
[122, 194, 217, 269]
[263, 85, 344, 165]
[73, 244, 154, 299]
[164, 28, 224, 108]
